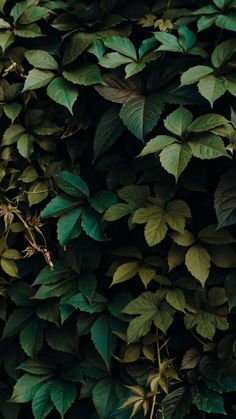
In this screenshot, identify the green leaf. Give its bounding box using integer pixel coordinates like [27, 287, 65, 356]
[166, 289, 185, 312]
[119, 94, 163, 141]
[24, 50, 58, 70]
[54, 171, 90, 198]
[92, 378, 117, 418]
[198, 224, 234, 244]
[28, 181, 48, 206]
[14, 23, 44, 38]
[164, 106, 193, 136]
[198, 75, 226, 107]
[63, 32, 96, 65]
[41, 194, 79, 218]
[11, 374, 50, 403]
[161, 387, 192, 419]
[188, 114, 228, 132]
[2, 308, 33, 339]
[112, 261, 140, 285]
[225, 272, 236, 310]
[127, 314, 153, 342]
[178, 26, 196, 51]
[47, 77, 78, 114]
[211, 38, 236, 68]
[4, 102, 22, 122]
[185, 245, 211, 286]
[94, 106, 124, 160]
[123, 292, 158, 315]
[214, 169, 236, 227]
[216, 13, 236, 31]
[57, 207, 83, 246]
[1, 257, 18, 277]
[63, 64, 102, 86]
[170, 230, 195, 246]
[32, 382, 54, 419]
[17, 6, 49, 24]
[104, 36, 137, 60]
[17, 133, 34, 160]
[91, 315, 117, 367]
[99, 52, 132, 69]
[94, 72, 139, 104]
[155, 32, 182, 52]
[23, 69, 54, 92]
[181, 66, 213, 86]
[160, 143, 192, 180]
[153, 302, 174, 333]
[193, 390, 226, 414]
[144, 214, 168, 246]
[103, 203, 131, 221]
[81, 208, 106, 241]
[19, 317, 43, 357]
[50, 379, 77, 416]
[125, 62, 146, 79]
[189, 134, 229, 159]
[138, 135, 176, 157]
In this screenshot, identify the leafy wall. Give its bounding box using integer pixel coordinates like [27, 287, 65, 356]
[0, 0, 236, 418]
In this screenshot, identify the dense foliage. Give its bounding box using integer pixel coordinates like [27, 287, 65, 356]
[0, 0, 236, 417]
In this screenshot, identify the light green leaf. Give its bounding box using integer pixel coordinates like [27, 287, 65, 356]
[99, 52, 132, 68]
[11, 374, 50, 403]
[216, 12, 236, 32]
[188, 113, 228, 132]
[63, 64, 102, 86]
[24, 50, 58, 70]
[103, 203, 131, 221]
[127, 314, 153, 342]
[211, 38, 236, 68]
[120, 94, 163, 141]
[198, 75, 226, 107]
[144, 215, 168, 246]
[181, 65, 213, 86]
[28, 182, 48, 206]
[185, 245, 211, 286]
[23, 69, 54, 92]
[170, 230, 195, 246]
[1, 257, 18, 277]
[104, 36, 137, 60]
[164, 106, 193, 136]
[189, 134, 229, 159]
[125, 62, 146, 79]
[112, 261, 140, 285]
[160, 143, 192, 180]
[138, 135, 176, 157]
[17, 133, 34, 159]
[166, 289, 185, 312]
[47, 77, 78, 114]
[155, 32, 182, 52]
